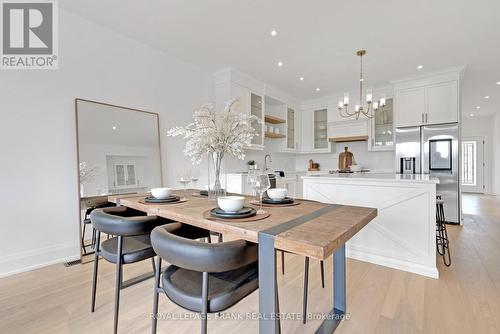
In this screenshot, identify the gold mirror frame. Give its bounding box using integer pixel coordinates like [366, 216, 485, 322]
[74, 98, 163, 262]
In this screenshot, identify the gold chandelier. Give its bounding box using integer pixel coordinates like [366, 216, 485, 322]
[338, 50, 386, 119]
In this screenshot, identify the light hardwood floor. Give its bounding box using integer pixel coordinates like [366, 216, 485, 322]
[1, 194, 499, 333]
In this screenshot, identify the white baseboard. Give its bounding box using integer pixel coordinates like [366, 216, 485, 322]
[346, 246, 439, 279]
[0, 242, 80, 278]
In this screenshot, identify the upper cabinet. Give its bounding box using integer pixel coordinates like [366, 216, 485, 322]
[426, 81, 458, 124]
[393, 67, 463, 128]
[314, 109, 328, 149]
[250, 93, 264, 147]
[369, 98, 395, 151]
[286, 107, 296, 150]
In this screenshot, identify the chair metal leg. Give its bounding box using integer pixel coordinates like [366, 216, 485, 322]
[320, 260, 325, 289]
[113, 236, 123, 334]
[82, 222, 87, 255]
[151, 257, 162, 334]
[281, 251, 285, 275]
[201, 272, 209, 334]
[302, 257, 310, 324]
[91, 230, 101, 312]
[91, 228, 97, 250]
[218, 233, 223, 243]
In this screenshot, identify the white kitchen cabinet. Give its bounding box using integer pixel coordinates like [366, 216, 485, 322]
[286, 107, 297, 151]
[368, 97, 395, 151]
[216, 81, 265, 150]
[299, 108, 331, 153]
[393, 68, 462, 127]
[395, 86, 426, 127]
[426, 81, 458, 124]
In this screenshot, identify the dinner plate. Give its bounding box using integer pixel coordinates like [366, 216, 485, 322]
[145, 195, 180, 203]
[262, 197, 294, 205]
[210, 207, 256, 219]
[213, 207, 253, 215]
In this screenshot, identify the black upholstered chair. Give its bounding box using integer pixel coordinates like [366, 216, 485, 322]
[90, 207, 172, 334]
[280, 251, 325, 324]
[150, 223, 259, 334]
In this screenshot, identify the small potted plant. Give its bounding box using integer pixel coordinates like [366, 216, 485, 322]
[247, 160, 257, 171]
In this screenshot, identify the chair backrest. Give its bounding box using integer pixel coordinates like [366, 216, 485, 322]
[90, 206, 160, 236]
[151, 224, 258, 273]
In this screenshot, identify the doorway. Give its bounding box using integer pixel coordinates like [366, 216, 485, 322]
[461, 136, 484, 193]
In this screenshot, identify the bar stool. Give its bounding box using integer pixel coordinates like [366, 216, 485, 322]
[280, 251, 325, 324]
[436, 197, 451, 266]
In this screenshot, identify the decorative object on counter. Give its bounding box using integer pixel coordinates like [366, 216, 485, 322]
[167, 99, 259, 201]
[79, 162, 99, 197]
[308, 159, 320, 171]
[338, 50, 386, 120]
[339, 146, 356, 171]
[247, 160, 257, 171]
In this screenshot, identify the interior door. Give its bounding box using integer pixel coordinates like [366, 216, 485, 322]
[461, 136, 484, 193]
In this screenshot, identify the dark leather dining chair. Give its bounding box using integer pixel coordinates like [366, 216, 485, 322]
[150, 223, 259, 334]
[90, 207, 176, 334]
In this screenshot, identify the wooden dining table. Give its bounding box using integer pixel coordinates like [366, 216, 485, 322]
[108, 191, 377, 334]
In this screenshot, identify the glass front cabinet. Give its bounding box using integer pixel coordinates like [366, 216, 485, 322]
[249, 93, 264, 149]
[286, 107, 296, 150]
[369, 98, 395, 151]
[314, 109, 328, 149]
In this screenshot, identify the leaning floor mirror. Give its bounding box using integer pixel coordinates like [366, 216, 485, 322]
[75, 99, 162, 262]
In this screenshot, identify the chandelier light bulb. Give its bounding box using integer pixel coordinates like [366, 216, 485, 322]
[338, 101, 343, 108]
[373, 101, 379, 110]
[343, 94, 349, 105]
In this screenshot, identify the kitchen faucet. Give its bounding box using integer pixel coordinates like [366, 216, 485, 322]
[264, 154, 273, 171]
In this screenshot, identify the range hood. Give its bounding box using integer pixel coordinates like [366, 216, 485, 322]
[327, 119, 369, 143]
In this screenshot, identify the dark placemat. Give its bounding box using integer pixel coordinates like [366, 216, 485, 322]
[139, 197, 188, 205]
[202, 209, 270, 222]
[250, 200, 301, 207]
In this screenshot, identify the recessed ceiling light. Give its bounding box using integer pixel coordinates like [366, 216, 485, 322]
[112, 126, 117, 130]
[470, 113, 475, 117]
[315, 87, 320, 92]
[299, 76, 304, 81]
[496, 81, 500, 85]
[270, 30, 277, 36]
[417, 65, 423, 70]
[476, 106, 481, 109]
[277, 61, 283, 67]
[484, 95, 490, 99]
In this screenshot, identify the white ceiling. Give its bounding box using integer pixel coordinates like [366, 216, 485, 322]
[61, 0, 500, 118]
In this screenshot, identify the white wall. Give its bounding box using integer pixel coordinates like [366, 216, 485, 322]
[461, 115, 495, 194]
[493, 114, 500, 195]
[0, 9, 213, 277]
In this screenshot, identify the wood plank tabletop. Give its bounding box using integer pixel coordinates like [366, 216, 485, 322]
[108, 191, 377, 260]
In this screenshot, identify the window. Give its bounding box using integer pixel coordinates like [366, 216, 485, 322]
[114, 164, 138, 188]
[461, 141, 477, 186]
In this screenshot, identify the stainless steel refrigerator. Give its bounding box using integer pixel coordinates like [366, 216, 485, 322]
[395, 123, 461, 224]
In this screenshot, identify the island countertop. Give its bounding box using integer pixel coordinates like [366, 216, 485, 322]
[302, 173, 440, 184]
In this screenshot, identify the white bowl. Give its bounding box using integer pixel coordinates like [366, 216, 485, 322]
[218, 196, 245, 213]
[349, 165, 363, 172]
[267, 188, 288, 201]
[151, 187, 172, 199]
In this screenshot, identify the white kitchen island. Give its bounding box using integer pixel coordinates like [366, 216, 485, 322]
[302, 173, 439, 278]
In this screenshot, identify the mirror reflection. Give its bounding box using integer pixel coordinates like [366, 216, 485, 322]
[76, 99, 162, 260]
